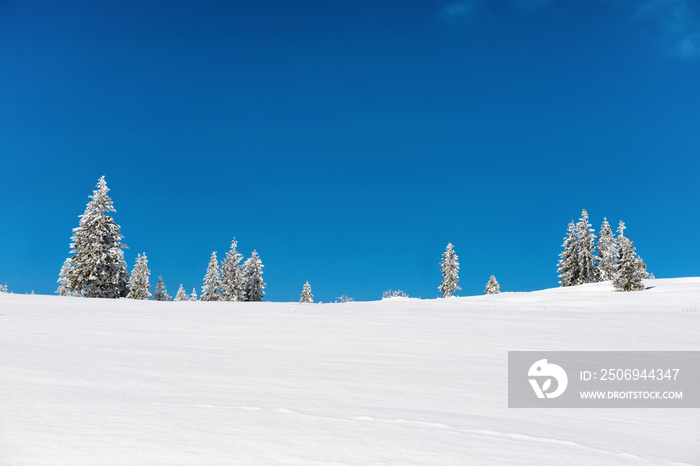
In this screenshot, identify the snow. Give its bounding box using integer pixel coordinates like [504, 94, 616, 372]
[1, 278, 699, 465]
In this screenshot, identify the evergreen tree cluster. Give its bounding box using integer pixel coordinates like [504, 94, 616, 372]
[199, 242, 266, 302]
[557, 209, 647, 292]
[58, 177, 267, 302]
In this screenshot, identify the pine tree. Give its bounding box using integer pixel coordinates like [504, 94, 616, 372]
[56, 258, 73, 296]
[594, 218, 617, 282]
[174, 284, 188, 301]
[616, 221, 626, 263]
[201, 251, 222, 301]
[300, 281, 313, 303]
[485, 275, 500, 294]
[439, 243, 461, 297]
[190, 288, 198, 301]
[575, 208, 595, 285]
[126, 253, 151, 299]
[220, 238, 244, 301]
[153, 276, 170, 301]
[242, 251, 265, 302]
[66, 176, 128, 298]
[557, 220, 578, 287]
[613, 232, 647, 292]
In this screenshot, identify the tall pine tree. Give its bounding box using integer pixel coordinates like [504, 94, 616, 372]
[66, 176, 128, 298]
[127, 253, 151, 299]
[594, 218, 617, 282]
[201, 251, 222, 301]
[439, 243, 461, 297]
[220, 238, 244, 301]
[574, 208, 595, 285]
[613, 233, 647, 292]
[242, 251, 265, 302]
[557, 220, 578, 286]
[57, 258, 73, 296]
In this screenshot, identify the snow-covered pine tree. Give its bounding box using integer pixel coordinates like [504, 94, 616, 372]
[56, 258, 73, 296]
[126, 253, 151, 299]
[220, 238, 244, 301]
[557, 220, 578, 287]
[615, 220, 626, 263]
[66, 176, 128, 298]
[439, 243, 461, 297]
[300, 281, 313, 303]
[190, 288, 198, 301]
[242, 251, 265, 302]
[174, 284, 188, 301]
[485, 275, 500, 294]
[613, 232, 647, 292]
[153, 276, 170, 301]
[201, 251, 222, 301]
[594, 218, 617, 282]
[575, 208, 595, 285]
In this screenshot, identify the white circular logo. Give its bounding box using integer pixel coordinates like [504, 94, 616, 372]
[528, 359, 568, 399]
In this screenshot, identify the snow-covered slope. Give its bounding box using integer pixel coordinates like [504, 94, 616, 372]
[1, 278, 699, 465]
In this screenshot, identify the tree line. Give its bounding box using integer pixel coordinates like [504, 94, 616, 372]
[56, 177, 267, 301]
[52, 178, 649, 301]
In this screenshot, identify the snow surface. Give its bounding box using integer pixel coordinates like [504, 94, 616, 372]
[1, 278, 699, 465]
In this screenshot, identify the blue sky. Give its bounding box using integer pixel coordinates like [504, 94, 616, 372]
[1, 0, 699, 301]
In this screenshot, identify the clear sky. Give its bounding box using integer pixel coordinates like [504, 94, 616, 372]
[1, 0, 699, 302]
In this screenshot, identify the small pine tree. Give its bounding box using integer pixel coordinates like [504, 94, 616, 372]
[485, 275, 500, 294]
[242, 251, 265, 302]
[126, 253, 152, 299]
[613, 233, 646, 292]
[557, 220, 578, 287]
[174, 284, 189, 301]
[220, 238, 244, 301]
[57, 258, 73, 296]
[190, 288, 198, 301]
[439, 242, 461, 297]
[575, 208, 595, 285]
[153, 276, 170, 301]
[336, 295, 354, 303]
[594, 218, 617, 282]
[382, 289, 408, 299]
[300, 281, 314, 303]
[66, 176, 128, 298]
[201, 251, 222, 301]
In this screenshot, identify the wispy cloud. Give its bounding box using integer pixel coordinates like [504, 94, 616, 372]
[674, 34, 700, 60]
[635, 0, 700, 60]
[437, 0, 484, 25]
[436, 0, 700, 61]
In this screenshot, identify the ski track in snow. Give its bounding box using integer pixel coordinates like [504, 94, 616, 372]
[191, 404, 657, 464]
